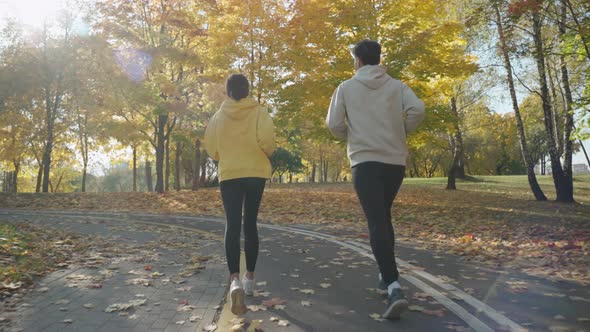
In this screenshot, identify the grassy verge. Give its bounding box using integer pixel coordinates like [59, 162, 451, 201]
[0, 223, 87, 295]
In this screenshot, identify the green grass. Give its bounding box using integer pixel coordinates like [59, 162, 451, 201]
[403, 174, 590, 204]
[0, 224, 45, 284]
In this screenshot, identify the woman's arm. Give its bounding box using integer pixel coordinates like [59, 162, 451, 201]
[257, 109, 276, 157]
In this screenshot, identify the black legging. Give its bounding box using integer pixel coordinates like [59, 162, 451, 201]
[220, 177, 266, 274]
[352, 162, 405, 285]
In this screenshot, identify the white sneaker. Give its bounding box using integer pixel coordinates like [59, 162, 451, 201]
[242, 275, 254, 296]
[230, 279, 247, 315]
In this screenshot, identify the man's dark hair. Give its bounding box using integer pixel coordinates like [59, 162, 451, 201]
[226, 74, 249, 100]
[353, 40, 381, 66]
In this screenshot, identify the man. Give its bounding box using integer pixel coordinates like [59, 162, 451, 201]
[326, 39, 425, 319]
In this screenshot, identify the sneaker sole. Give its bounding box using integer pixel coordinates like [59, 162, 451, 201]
[383, 299, 409, 320]
[230, 288, 247, 315]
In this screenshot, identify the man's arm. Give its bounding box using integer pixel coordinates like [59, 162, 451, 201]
[326, 84, 348, 140]
[402, 83, 426, 134]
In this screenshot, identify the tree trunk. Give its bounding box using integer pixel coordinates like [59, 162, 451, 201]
[53, 173, 64, 193]
[310, 162, 316, 183]
[36, 163, 43, 193]
[412, 158, 420, 178]
[175, 141, 183, 191]
[579, 140, 590, 168]
[200, 151, 208, 186]
[11, 163, 19, 193]
[494, 4, 547, 200]
[546, 64, 564, 157]
[155, 114, 167, 193]
[559, 0, 575, 202]
[81, 167, 87, 193]
[532, 12, 572, 202]
[77, 109, 89, 193]
[146, 160, 153, 192]
[165, 136, 170, 192]
[42, 108, 54, 193]
[132, 146, 137, 192]
[193, 139, 201, 191]
[447, 97, 463, 190]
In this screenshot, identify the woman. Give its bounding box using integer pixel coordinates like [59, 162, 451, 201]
[204, 74, 276, 315]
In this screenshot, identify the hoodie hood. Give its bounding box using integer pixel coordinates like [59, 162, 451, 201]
[353, 65, 390, 90]
[220, 98, 258, 120]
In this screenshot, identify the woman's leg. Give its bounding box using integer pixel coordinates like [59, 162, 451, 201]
[242, 178, 266, 276]
[220, 179, 244, 280]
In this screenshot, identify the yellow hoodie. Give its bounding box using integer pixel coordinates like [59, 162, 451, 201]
[204, 98, 276, 182]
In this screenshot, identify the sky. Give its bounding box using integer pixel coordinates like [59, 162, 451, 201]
[0, 0, 68, 28]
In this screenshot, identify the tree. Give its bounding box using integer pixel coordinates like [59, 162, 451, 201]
[490, 0, 547, 200]
[270, 148, 304, 183]
[96, 0, 207, 193]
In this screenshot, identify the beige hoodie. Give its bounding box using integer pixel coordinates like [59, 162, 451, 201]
[204, 98, 276, 182]
[326, 65, 425, 167]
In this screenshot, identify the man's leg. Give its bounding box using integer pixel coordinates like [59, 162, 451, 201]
[382, 164, 406, 283]
[352, 162, 397, 285]
[220, 179, 245, 277]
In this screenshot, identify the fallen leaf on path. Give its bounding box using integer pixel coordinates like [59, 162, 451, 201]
[105, 299, 146, 312]
[262, 298, 287, 308]
[301, 301, 312, 307]
[320, 283, 331, 289]
[299, 289, 315, 295]
[125, 278, 151, 286]
[278, 320, 289, 326]
[369, 313, 385, 322]
[190, 315, 202, 322]
[177, 304, 196, 312]
[203, 323, 217, 331]
[1, 282, 22, 290]
[247, 305, 267, 312]
[87, 283, 102, 289]
[63, 319, 73, 324]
